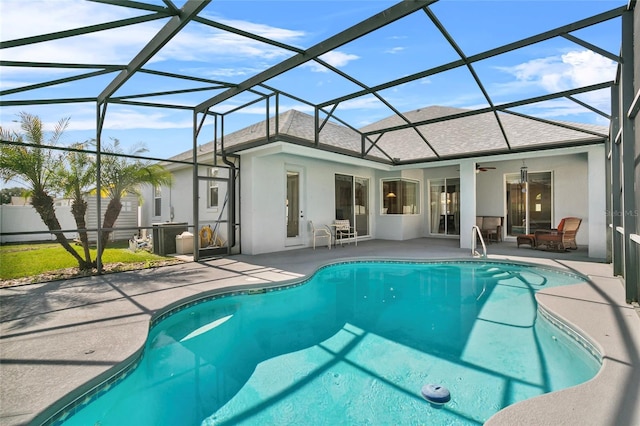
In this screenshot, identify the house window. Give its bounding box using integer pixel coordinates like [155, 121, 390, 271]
[208, 168, 219, 209]
[382, 178, 420, 215]
[153, 186, 162, 217]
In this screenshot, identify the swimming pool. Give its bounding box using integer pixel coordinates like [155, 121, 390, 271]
[45, 260, 600, 425]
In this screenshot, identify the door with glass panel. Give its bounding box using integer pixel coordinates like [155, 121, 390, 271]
[335, 174, 369, 237]
[429, 178, 460, 235]
[285, 167, 304, 246]
[505, 172, 552, 236]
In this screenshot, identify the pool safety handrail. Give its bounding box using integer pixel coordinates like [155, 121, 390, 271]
[471, 226, 487, 258]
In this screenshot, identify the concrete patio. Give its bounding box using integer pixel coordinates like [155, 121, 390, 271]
[1, 238, 639, 425]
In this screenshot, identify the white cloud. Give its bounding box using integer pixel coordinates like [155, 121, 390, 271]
[100, 109, 194, 130]
[339, 96, 382, 110]
[213, 17, 306, 43]
[0, 104, 196, 133]
[0, 1, 317, 136]
[495, 50, 615, 94]
[493, 50, 616, 111]
[514, 96, 610, 121]
[321, 51, 360, 67]
[561, 50, 616, 88]
[385, 47, 405, 54]
[184, 66, 260, 79]
[154, 22, 303, 64]
[306, 51, 360, 72]
[0, 1, 307, 79]
[0, 1, 156, 69]
[1, 1, 134, 39]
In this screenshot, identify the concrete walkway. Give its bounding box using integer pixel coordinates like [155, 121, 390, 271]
[1, 238, 639, 425]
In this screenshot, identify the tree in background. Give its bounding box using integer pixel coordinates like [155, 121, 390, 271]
[96, 138, 173, 265]
[0, 187, 27, 204]
[1, 114, 174, 274]
[0, 112, 90, 270]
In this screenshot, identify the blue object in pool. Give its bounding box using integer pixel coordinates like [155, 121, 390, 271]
[421, 384, 451, 404]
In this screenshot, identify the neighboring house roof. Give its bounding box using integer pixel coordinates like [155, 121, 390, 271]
[169, 106, 608, 165]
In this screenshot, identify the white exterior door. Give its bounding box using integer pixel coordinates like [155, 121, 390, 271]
[285, 165, 305, 246]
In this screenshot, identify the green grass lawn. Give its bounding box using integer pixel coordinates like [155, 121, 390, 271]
[0, 241, 175, 281]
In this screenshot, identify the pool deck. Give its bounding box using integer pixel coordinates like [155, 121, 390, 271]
[1, 238, 639, 426]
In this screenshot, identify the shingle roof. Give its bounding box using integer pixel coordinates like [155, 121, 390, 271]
[171, 106, 607, 164]
[359, 106, 608, 161]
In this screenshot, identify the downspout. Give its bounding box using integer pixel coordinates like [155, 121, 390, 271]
[219, 116, 237, 250]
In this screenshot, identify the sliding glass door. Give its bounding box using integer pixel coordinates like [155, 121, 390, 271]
[506, 172, 552, 236]
[335, 174, 369, 237]
[429, 178, 460, 235]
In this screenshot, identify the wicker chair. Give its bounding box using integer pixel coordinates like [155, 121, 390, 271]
[534, 217, 582, 251]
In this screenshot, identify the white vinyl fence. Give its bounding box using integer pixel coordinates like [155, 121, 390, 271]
[0, 196, 139, 244]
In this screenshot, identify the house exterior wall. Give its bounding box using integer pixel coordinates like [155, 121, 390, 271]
[139, 164, 231, 247]
[240, 149, 378, 255]
[420, 151, 601, 254]
[142, 143, 605, 258]
[139, 168, 193, 225]
[587, 146, 607, 259]
[471, 153, 590, 246]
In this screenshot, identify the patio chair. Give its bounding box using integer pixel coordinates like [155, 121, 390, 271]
[309, 221, 331, 249]
[477, 216, 502, 243]
[333, 219, 357, 246]
[534, 217, 582, 251]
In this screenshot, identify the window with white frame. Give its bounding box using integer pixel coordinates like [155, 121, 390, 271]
[381, 178, 420, 215]
[153, 186, 162, 217]
[208, 168, 219, 209]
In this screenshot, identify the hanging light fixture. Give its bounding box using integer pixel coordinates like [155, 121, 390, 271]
[520, 160, 528, 184]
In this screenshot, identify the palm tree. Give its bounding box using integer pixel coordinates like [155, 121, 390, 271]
[96, 138, 173, 264]
[54, 142, 96, 269]
[0, 112, 90, 270]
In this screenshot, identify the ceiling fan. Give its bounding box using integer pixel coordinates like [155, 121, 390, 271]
[456, 164, 497, 172]
[476, 164, 496, 172]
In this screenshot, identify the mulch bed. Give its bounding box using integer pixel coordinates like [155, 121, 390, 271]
[0, 259, 184, 288]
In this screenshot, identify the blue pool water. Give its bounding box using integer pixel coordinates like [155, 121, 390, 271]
[57, 261, 600, 425]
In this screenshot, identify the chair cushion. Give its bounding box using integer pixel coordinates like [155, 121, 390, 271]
[536, 232, 562, 242]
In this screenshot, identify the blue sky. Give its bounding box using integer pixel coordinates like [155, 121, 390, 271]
[0, 0, 624, 161]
